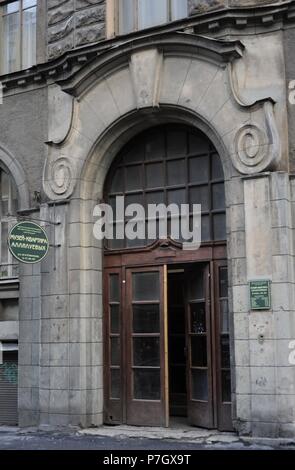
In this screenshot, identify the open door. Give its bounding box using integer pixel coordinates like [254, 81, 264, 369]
[185, 264, 215, 428]
[126, 266, 168, 427]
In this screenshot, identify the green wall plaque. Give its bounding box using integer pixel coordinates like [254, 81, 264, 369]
[249, 280, 271, 310]
[8, 221, 49, 264]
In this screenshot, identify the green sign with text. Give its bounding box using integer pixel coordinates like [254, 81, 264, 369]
[249, 280, 271, 310]
[8, 221, 49, 264]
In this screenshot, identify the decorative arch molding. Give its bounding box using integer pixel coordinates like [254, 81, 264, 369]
[0, 143, 30, 210]
[43, 31, 282, 201]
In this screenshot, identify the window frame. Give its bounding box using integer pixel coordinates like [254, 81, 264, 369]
[107, 0, 188, 38]
[0, 167, 18, 279]
[104, 125, 226, 251]
[0, 0, 37, 75]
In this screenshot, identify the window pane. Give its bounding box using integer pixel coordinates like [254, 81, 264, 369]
[220, 299, 229, 334]
[134, 368, 161, 400]
[138, 0, 167, 29]
[2, 12, 20, 74]
[110, 168, 124, 193]
[145, 131, 165, 160]
[124, 142, 144, 164]
[118, 0, 134, 34]
[213, 213, 226, 241]
[133, 304, 160, 333]
[146, 191, 165, 208]
[212, 153, 224, 179]
[188, 271, 204, 301]
[110, 274, 120, 302]
[110, 369, 120, 399]
[110, 305, 120, 334]
[190, 303, 206, 334]
[125, 165, 142, 191]
[167, 130, 187, 158]
[191, 336, 207, 367]
[167, 189, 186, 205]
[190, 186, 209, 212]
[167, 160, 186, 186]
[111, 337, 120, 366]
[212, 183, 225, 210]
[171, 0, 188, 21]
[189, 156, 209, 183]
[132, 272, 159, 301]
[125, 193, 143, 211]
[1, 222, 8, 264]
[11, 182, 18, 215]
[219, 267, 228, 297]
[4, 2, 19, 14]
[201, 215, 210, 242]
[189, 133, 209, 155]
[221, 335, 230, 368]
[22, 6, 37, 70]
[133, 337, 160, 366]
[23, 1, 37, 8]
[222, 370, 231, 403]
[146, 163, 164, 189]
[191, 369, 208, 401]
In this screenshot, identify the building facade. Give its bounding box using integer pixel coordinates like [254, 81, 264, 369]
[0, 0, 295, 438]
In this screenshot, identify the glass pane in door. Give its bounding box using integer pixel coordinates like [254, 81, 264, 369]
[219, 266, 231, 404]
[132, 271, 161, 401]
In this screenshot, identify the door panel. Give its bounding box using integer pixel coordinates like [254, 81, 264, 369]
[126, 267, 167, 426]
[215, 261, 233, 431]
[186, 264, 214, 428]
[104, 269, 123, 424]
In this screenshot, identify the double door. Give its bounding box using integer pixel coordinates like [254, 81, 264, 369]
[104, 261, 232, 431]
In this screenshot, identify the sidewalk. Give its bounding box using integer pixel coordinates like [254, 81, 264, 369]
[79, 421, 295, 449]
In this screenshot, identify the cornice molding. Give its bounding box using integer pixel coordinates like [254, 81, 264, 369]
[1, 0, 295, 93]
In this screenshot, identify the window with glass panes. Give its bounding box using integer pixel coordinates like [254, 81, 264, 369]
[117, 0, 188, 35]
[105, 125, 226, 249]
[0, 168, 18, 278]
[0, 0, 37, 74]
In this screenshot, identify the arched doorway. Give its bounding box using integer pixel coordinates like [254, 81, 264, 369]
[103, 124, 232, 431]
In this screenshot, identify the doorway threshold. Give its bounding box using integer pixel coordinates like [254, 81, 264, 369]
[79, 422, 239, 445]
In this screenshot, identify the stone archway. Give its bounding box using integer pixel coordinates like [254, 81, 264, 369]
[39, 32, 293, 433]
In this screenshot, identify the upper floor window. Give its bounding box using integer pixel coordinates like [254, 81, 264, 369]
[0, 0, 37, 75]
[0, 168, 18, 279]
[117, 0, 188, 35]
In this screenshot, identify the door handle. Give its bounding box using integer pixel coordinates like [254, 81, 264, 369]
[184, 347, 188, 358]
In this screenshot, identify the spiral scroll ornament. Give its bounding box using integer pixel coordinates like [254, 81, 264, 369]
[48, 157, 73, 196]
[235, 124, 268, 170]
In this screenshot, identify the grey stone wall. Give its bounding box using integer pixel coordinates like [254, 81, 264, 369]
[284, 26, 295, 172]
[0, 87, 48, 426]
[47, 0, 106, 60]
[0, 89, 48, 202]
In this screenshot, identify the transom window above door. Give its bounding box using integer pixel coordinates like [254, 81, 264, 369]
[104, 125, 226, 250]
[0, 0, 37, 75]
[117, 0, 188, 35]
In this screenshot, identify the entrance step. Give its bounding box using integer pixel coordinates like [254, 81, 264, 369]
[79, 424, 239, 445]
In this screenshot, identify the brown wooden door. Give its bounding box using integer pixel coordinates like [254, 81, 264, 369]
[104, 268, 123, 425]
[185, 263, 214, 428]
[184, 261, 233, 430]
[214, 261, 233, 431]
[125, 266, 167, 426]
